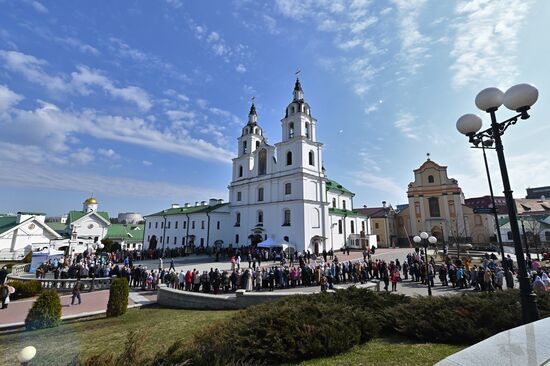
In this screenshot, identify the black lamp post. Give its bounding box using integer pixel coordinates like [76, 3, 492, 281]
[456, 83, 540, 324]
[413, 232, 437, 296]
[519, 215, 532, 261]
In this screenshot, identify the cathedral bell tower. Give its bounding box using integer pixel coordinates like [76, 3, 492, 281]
[233, 102, 266, 180]
[281, 78, 317, 143]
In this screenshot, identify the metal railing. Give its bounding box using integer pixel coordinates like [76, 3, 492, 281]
[7, 275, 115, 292]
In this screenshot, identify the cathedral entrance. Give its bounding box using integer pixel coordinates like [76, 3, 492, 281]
[431, 226, 443, 243]
[310, 236, 326, 255]
[248, 234, 263, 247]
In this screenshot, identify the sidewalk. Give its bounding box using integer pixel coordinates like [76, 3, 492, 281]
[0, 290, 157, 330]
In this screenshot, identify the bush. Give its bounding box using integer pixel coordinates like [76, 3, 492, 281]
[25, 289, 62, 330]
[73, 331, 152, 366]
[155, 294, 379, 366]
[9, 280, 42, 300]
[106, 277, 129, 317]
[384, 290, 550, 344]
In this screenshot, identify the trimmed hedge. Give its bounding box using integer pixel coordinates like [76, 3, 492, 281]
[155, 292, 380, 366]
[9, 280, 42, 300]
[25, 289, 62, 330]
[385, 290, 550, 344]
[106, 277, 129, 317]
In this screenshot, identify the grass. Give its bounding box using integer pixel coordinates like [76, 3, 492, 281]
[0, 307, 463, 366]
[298, 337, 464, 366]
[0, 306, 236, 366]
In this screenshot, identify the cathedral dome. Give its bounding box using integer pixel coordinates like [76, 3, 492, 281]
[84, 197, 97, 204]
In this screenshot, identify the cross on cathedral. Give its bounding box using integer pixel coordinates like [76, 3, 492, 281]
[251, 96, 255, 104]
[295, 69, 301, 77]
[426, 152, 431, 161]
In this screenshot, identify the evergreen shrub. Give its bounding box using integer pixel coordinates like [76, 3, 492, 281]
[10, 280, 42, 300]
[22, 251, 33, 263]
[24, 289, 62, 330]
[106, 277, 129, 317]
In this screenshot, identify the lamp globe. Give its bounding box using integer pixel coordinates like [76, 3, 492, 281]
[475, 87, 504, 112]
[413, 236, 421, 244]
[456, 114, 483, 135]
[420, 231, 429, 240]
[428, 236, 437, 244]
[503, 83, 538, 112]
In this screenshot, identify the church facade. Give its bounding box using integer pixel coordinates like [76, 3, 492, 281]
[143, 79, 374, 254]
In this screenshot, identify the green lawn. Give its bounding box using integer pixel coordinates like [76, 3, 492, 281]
[0, 306, 236, 366]
[0, 306, 463, 366]
[298, 338, 464, 366]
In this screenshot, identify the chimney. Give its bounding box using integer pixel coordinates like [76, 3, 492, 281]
[382, 201, 387, 208]
[201, 201, 207, 206]
[184, 203, 190, 208]
[195, 202, 199, 207]
[171, 203, 180, 209]
[363, 205, 367, 208]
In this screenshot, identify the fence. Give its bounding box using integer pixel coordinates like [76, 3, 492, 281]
[7, 275, 115, 292]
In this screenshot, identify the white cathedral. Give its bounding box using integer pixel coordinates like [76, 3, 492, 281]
[143, 79, 375, 254]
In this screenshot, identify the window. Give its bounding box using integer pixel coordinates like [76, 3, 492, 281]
[362, 221, 366, 232]
[148, 222, 151, 229]
[200, 238, 204, 246]
[243, 141, 248, 154]
[166, 236, 169, 244]
[182, 237, 185, 245]
[309, 150, 314, 166]
[147, 235, 150, 242]
[167, 221, 170, 229]
[192, 221, 195, 229]
[377, 235, 380, 241]
[312, 208, 320, 228]
[161, 222, 164, 229]
[285, 182, 292, 195]
[237, 191, 242, 201]
[289, 122, 294, 138]
[235, 212, 241, 227]
[283, 209, 291, 226]
[338, 220, 343, 234]
[545, 231, 550, 241]
[201, 221, 205, 229]
[342, 200, 346, 210]
[254, 128, 258, 134]
[183, 221, 187, 229]
[284, 236, 289, 242]
[305, 122, 310, 138]
[258, 187, 264, 201]
[239, 165, 243, 177]
[175, 221, 178, 229]
[375, 223, 379, 229]
[256, 141, 260, 149]
[258, 210, 263, 223]
[507, 231, 513, 240]
[155, 222, 158, 229]
[235, 234, 239, 244]
[428, 197, 441, 217]
[351, 221, 355, 234]
[332, 198, 336, 208]
[160, 236, 163, 243]
[217, 221, 220, 230]
[428, 175, 435, 183]
[258, 149, 267, 175]
[286, 151, 292, 165]
[173, 237, 177, 245]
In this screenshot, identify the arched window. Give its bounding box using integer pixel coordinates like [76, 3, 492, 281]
[338, 220, 343, 234]
[428, 175, 434, 183]
[238, 165, 243, 177]
[309, 150, 314, 166]
[258, 149, 267, 175]
[289, 122, 295, 139]
[305, 122, 310, 138]
[284, 236, 289, 242]
[332, 198, 336, 208]
[256, 141, 260, 149]
[258, 210, 263, 224]
[351, 221, 355, 234]
[258, 187, 264, 201]
[254, 128, 258, 134]
[286, 151, 292, 165]
[312, 208, 320, 228]
[283, 209, 291, 226]
[243, 141, 248, 154]
[285, 182, 292, 195]
[342, 200, 346, 210]
[428, 197, 441, 217]
[235, 212, 241, 227]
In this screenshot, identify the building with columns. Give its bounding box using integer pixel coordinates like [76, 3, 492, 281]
[144, 79, 375, 254]
[396, 158, 495, 245]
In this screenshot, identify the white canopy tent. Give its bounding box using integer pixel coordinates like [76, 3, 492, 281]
[29, 247, 65, 273]
[257, 237, 289, 250]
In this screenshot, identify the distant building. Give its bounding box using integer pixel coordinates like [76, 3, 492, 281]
[526, 186, 550, 200]
[356, 202, 397, 247]
[464, 195, 508, 215]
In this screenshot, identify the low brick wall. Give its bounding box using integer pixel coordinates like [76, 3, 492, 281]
[157, 282, 378, 310]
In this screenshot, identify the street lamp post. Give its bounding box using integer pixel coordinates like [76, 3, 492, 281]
[413, 232, 437, 296]
[519, 215, 531, 261]
[456, 83, 540, 324]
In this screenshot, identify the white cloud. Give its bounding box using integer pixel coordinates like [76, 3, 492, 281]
[450, 0, 533, 89]
[98, 148, 120, 160]
[30, 1, 48, 13]
[142, 160, 153, 166]
[0, 85, 23, 110]
[394, 112, 419, 140]
[0, 160, 227, 201]
[57, 37, 99, 55]
[70, 65, 152, 111]
[235, 64, 247, 73]
[71, 147, 95, 164]
[165, 110, 196, 121]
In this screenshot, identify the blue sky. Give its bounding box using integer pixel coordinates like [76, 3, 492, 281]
[1, 0, 549, 217]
